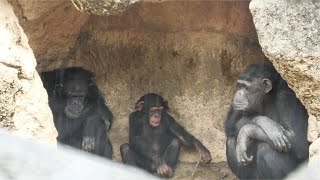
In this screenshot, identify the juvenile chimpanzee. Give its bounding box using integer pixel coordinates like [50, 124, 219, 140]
[41, 67, 113, 159]
[225, 63, 309, 179]
[120, 93, 212, 177]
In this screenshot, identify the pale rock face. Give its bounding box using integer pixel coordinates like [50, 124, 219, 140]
[71, 0, 140, 16]
[0, 0, 56, 144]
[250, 0, 320, 161]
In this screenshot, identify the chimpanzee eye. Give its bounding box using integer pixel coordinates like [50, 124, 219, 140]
[237, 83, 245, 89]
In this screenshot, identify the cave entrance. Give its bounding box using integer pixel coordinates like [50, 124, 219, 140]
[31, 1, 265, 179]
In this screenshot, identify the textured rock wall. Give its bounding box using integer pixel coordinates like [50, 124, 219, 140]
[8, 0, 265, 163]
[9, 0, 90, 70]
[0, 0, 56, 144]
[78, 1, 265, 162]
[71, 0, 140, 15]
[250, 0, 320, 161]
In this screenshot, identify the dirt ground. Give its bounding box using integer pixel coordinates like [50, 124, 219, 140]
[109, 130, 236, 180]
[172, 161, 236, 180]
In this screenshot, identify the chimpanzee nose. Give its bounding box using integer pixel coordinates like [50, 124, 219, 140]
[72, 99, 81, 105]
[154, 113, 161, 119]
[237, 91, 244, 96]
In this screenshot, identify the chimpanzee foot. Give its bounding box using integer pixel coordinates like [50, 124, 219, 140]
[156, 163, 173, 178]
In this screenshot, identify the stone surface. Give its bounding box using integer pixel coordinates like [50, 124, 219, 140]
[3, 0, 320, 177]
[309, 138, 320, 164]
[9, 0, 264, 164]
[0, 129, 158, 180]
[71, 0, 140, 16]
[0, 0, 56, 144]
[250, 0, 320, 161]
[286, 160, 318, 180]
[15, 0, 64, 20]
[78, 1, 265, 163]
[9, 0, 90, 71]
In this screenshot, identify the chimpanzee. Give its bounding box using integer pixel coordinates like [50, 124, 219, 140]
[41, 67, 113, 159]
[120, 93, 212, 177]
[225, 63, 309, 179]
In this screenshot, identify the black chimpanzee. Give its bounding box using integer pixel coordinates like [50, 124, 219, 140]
[120, 93, 212, 177]
[225, 63, 309, 179]
[41, 67, 113, 159]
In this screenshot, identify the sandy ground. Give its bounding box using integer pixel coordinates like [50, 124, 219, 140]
[109, 131, 236, 180]
[172, 161, 236, 180]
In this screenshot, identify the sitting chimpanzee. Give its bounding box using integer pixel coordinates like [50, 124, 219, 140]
[41, 67, 113, 159]
[225, 63, 309, 179]
[120, 93, 212, 177]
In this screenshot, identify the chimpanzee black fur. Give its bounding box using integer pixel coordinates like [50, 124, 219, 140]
[225, 63, 309, 179]
[120, 93, 212, 177]
[41, 67, 113, 159]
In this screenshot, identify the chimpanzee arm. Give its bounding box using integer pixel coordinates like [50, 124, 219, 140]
[128, 112, 141, 146]
[238, 124, 274, 147]
[251, 116, 292, 152]
[81, 114, 107, 152]
[237, 122, 293, 166]
[167, 114, 212, 163]
[277, 93, 309, 160]
[97, 97, 113, 131]
[236, 123, 279, 165]
[54, 115, 83, 140]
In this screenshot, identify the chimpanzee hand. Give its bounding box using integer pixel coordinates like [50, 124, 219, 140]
[199, 146, 212, 164]
[156, 163, 173, 177]
[236, 126, 253, 166]
[82, 136, 95, 152]
[253, 116, 291, 152]
[193, 139, 212, 164]
[152, 155, 173, 177]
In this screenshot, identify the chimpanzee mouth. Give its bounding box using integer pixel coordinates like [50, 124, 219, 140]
[233, 103, 248, 111]
[150, 119, 160, 127]
[64, 106, 83, 119]
[65, 97, 85, 119]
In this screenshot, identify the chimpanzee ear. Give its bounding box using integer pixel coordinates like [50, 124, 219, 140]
[135, 101, 144, 111]
[163, 100, 169, 109]
[262, 78, 272, 93]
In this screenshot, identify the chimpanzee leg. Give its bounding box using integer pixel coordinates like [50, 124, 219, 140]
[256, 142, 298, 179]
[163, 138, 181, 168]
[226, 137, 257, 179]
[101, 135, 113, 159]
[120, 143, 156, 173]
[120, 143, 136, 165]
[86, 119, 113, 159]
[58, 133, 82, 149]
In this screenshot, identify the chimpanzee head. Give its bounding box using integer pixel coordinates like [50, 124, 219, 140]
[135, 93, 169, 127]
[54, 67, 94, 119]
[232, 63, 281, 112]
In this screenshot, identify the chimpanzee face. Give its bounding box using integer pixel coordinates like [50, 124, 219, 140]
[233, 78, 272, 112]
[148, 106, 164, 127]
[54, 71, 92, 119]
[134, 93, 169, 127]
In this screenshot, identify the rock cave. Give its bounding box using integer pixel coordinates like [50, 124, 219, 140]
[1, 0, 320, 179]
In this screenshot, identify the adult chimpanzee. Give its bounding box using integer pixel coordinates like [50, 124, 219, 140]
[120, 93, 212, 177]
[41, 67, 113, 159]
[225, 63, 309, 179]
